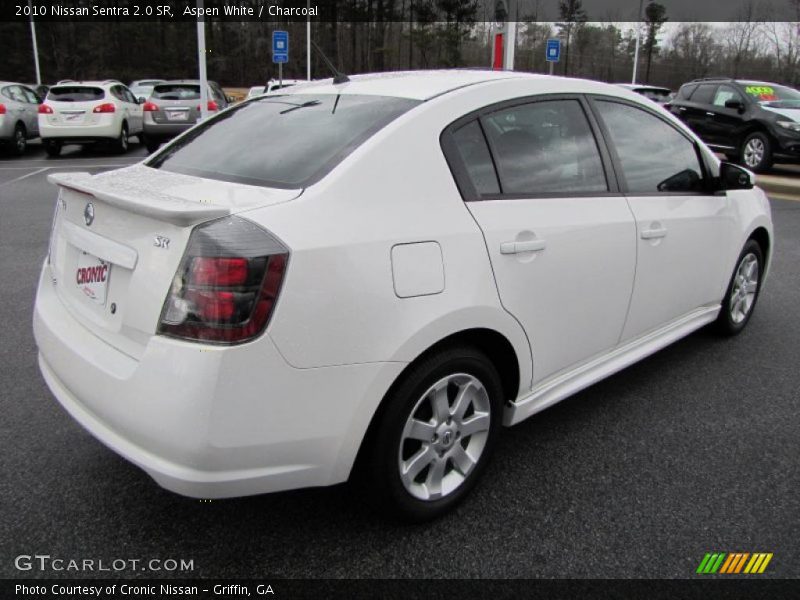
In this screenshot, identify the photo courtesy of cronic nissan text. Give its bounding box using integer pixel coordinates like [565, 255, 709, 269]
[1, 0, 798, 598]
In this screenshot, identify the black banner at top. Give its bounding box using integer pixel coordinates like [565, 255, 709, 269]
[3, 0, 800, 23]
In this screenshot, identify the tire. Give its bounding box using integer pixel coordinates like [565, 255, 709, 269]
[144, 136, 161, 154]
[115, 122, 129, 154]
[12, 123, 27, 156]
[44, 140, 62, 157]
[364, 346, 503, 522]
[740, 132, 773, 173]
[714, 239, 764, 336]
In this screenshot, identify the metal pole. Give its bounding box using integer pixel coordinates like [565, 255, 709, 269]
[306, 1, 311, 80]
[29, 0, 41, 85]
[197, 0, 209, 121]
[632, 0, 645, 84]
[549, 61, 554, 76]
[279, 63, 283, 89]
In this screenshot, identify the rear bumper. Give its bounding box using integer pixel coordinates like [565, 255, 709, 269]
[33, 264, 405, 498]
[40, 122, 119, 141]
[143, 115, 194, 139]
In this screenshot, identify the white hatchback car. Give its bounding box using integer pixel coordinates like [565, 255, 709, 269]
[34, 71, 773, 521]
[38, 80, 143, 156]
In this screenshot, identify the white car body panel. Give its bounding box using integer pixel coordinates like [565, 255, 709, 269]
[33, 71, 774, 499]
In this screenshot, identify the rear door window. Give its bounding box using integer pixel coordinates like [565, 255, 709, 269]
[48, 86, 105, 102]
[689, 84, 718, 105]
[148, 94, 420, 188]
[451, 121, 500, 195]
[480, 99, 608, 195]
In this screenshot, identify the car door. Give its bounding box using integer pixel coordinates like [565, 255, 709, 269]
[675, 83, 718, 143]
[589, 97, 735, 342]
[707, 84, 748, 150]
[20, 85, 41, 135]
[444, 96, 637, 384]
[121, 86, 143, 133]
[3, 86, 28, 132]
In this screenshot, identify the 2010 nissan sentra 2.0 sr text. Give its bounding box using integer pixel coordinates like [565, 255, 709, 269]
[33, 70, 773, 521]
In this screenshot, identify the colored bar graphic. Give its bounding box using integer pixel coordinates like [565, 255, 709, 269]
[699, 552, 773, 574]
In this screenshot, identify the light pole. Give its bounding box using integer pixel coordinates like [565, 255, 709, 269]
[631, 0, 645, 84]
[306, 0, 311, 80]
[196, 0, 209, 122]
[29, 0, 41, 85]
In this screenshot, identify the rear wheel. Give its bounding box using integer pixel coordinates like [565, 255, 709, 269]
[715, 239, 764, 336]
[144, 136, 161, 153]
[44, 140, 62, 157]
[12, 123, 27, 156]
[740, 132, 773, 173]
[115, 122, 129, 154]
[365, 346, 503, 522]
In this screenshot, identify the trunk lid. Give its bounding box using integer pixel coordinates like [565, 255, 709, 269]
[47, 165, 300, 359]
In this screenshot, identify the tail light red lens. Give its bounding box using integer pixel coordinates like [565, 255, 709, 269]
[0, 104, 6, 115]
[143, 101, 159, 112]
[158, 216, 288, 344]
[197, 101, 219, 111]
[92, 103, 116, 113]
[38, 104, 54, 114]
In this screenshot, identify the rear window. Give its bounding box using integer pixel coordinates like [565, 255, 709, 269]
[152, 84, 201, 100]
[148, 94, 420, 188]
[638, 88, 671, 101]
[47, 86, 104, 102]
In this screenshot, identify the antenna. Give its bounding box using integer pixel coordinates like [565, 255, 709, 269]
[310, 40, 350, 85]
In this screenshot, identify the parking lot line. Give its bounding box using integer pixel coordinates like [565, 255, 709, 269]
[0, 167, 50, 188]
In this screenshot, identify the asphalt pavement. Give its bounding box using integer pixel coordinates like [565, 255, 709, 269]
[1, 142, 798, 579]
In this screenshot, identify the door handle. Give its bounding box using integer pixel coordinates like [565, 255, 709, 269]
[500, 239, 547, 254]
[678, 107, 687, 111]
[641, 227, 667, 240]
[706, 111, 715, 117]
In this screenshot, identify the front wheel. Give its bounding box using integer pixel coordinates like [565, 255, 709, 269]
[715, 239, 764, 336]
[365, 346, 503, 522]
[740, 132, 773, 173]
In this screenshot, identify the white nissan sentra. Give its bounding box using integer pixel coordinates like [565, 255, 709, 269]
[34, 71, 773, 521]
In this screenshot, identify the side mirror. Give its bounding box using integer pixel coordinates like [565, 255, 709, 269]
[720, 161, 754, 191]
[725, 99, 745, 113]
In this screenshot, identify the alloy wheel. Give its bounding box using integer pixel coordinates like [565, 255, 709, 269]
[743, 138, 765, 169]
[729, 252, 759, 324]
[398, 373, 491, 501]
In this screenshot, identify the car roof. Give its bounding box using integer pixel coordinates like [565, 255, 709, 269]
[616, 83, 671, 91]
[154, 80, 215, 86]
[50, 81, 120, 88]
[279, 70, 535, 100]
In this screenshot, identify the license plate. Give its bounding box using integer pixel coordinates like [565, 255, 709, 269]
[64, 113, 83, 122]
[166, 111, 188, 121]
[76, 252, 110, 305]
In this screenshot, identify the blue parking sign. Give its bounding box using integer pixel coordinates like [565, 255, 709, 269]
[272, 30, 289, 64]
[546, 39, 561, 62]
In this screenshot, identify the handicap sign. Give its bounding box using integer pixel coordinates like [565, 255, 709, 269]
[546, 39, 561, 62]
[272, 30, 289, 64]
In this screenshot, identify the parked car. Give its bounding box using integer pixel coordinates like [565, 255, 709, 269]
[34, 71, 773, 521]
[0, 81, 41, 155]
[245, 85, 265, 99]
[141, 80, 229, 153]
[38, 80, 143, 156]
[616, 83, 673, 105]
[265, 78, 305, 94]
[129, 79, 166, 102]
[668, 77, 800, 172]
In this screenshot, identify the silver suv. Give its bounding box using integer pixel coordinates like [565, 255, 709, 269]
[142, 80, 229, 153]
[0, 81, 41, 155]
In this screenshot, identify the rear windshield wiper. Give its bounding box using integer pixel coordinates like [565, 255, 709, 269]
[278, 100, 322, 115]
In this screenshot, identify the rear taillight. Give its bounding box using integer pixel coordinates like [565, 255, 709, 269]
[143, 101, 159, 112]
[158, 216, 288, 344]
[0, 104, 6, 115]
[38, 104, 54, 114]
[92, 103, 116, 113]
[197, 100, 219, 111]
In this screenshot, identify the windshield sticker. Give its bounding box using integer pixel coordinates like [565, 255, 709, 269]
[745, 85, 777, 101]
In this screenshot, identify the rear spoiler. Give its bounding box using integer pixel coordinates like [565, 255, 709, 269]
[48, 171, 230, 226]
